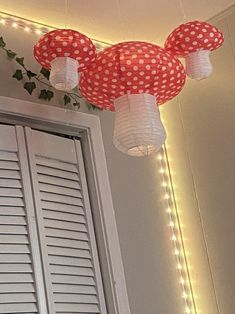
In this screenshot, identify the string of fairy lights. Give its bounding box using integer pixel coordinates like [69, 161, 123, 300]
[0, 10, 197, 314]
[157, 146, 197, 314]
[0, 10, 110, 50]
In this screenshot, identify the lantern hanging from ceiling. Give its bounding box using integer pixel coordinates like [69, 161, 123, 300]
[164, 20, 224, 80]
[80, 41, 186, 156]
[34, 29, 96, 91]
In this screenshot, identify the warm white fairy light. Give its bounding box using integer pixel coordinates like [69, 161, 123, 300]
[12, 22, 18, 28]
[35, 29, 42, 34]
[157, 146, 197, 314]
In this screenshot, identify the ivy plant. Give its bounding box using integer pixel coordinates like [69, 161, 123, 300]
[0, 36, 100, 110]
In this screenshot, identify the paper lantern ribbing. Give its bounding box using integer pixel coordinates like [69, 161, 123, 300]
[80, 41, 186, 156]
[164, 21, 224, 80]
[34, 29, 96, 91]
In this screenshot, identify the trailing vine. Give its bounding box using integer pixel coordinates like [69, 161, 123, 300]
[0, 36, 99, 110]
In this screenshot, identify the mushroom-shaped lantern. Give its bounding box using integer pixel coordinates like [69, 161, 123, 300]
[164, 21, 224, 80]
[34, 29, 96, 91]
[80, 41, 186, 156]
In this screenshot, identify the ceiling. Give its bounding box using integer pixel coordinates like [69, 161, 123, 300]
[0, 0, 234, 45]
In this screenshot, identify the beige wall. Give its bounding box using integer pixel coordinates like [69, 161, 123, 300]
[162, 6, 235, 314]
[0, 6, 234, 314]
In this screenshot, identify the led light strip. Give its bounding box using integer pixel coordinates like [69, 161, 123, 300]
[0, 10, 110, 50]
[157, 145, 197, 314]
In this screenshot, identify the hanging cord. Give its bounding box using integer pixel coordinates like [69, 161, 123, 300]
[178, 0, 188, 22]
[65, 0, 68, 29]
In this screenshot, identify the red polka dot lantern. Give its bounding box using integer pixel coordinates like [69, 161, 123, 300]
[164, 21, 224, 80]
[80, 41, 186, 156]
[34, 29, 96, 91]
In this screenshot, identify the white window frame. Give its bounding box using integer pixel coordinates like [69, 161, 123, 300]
[0, 95, 131, 314]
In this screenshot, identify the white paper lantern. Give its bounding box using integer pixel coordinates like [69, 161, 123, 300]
[113, 93, 166, 157]
[185, 50, 213, 80]
[50, 57, 79, 91]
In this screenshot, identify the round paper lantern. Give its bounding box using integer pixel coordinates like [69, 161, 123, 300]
[80, 41, 186, 156]
[34, 29, 96, 91]
[164, 21, 224, 80]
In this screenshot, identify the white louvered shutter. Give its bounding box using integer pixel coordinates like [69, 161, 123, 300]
[25, 128, 107, 314]
[0, 125, 48, 314]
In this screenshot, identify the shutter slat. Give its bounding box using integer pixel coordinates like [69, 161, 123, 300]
[0, 225, 27, 234]
[0, 244, 30, 253]
[0, 292, 36, 303]
[36, 156, 78, 173]
[0, 216, 26, 225]
[40, 192, 83, 206]
[46, 228, 88, 241]
[38, 174, 81, 190]
[43, 210, 86, 224]
[0, 283, 35, 293]
[54, 293, 98, 304]
[0, 188, 23, 197]
[0, 170, 20, 179]
[0, 254, 31, 263]
[53, 284, 96, 295]
[39, 183, 82, 197]
[49, 256, 92, 268]
[0, 264, 32, 273]
[0, 179, 21, 188]
[50, 265, 94, 277]
[0, 207, 25, 216]
[0, 273, 34, 283]
[0, 234, 28, 244]
[37, 165, 79, 181]
[0, 198, 24, 206]
[0, 161, 19, 170]
[50, 255, 92, 268]
[51, 275, 95, 286]
[0, 302, 37, 313]
[44, 219, 87, 233]
[42, 201, 84, 216]
[48, 246, 91, 259]
[55, 303, 99, 313]
[0, 152, 18, 162]
[47, 237, 89, 250]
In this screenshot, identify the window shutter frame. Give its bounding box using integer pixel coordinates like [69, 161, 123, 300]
[25, 127, 108, 314]
[0, 125, 48, 314]
[0, 96, 131, 314]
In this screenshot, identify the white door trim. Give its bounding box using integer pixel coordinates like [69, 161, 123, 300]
[0, 95, 131, 314]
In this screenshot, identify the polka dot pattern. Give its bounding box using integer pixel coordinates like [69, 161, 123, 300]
[80, 41, 186, 111]
[164, 20, 224, 57]
[34, 29, 96, 71]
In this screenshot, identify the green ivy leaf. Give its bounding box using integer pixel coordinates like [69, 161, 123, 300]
[46, 90, 54, 101]
[16, 57, 25, 67]
[24, 82, 36, 95]
[0, 37, 6, 48]
[39, 89, 54, 101]
[12, 69, 23, 81]
[6, 49, 16, 59]
[73, 102, 80, 108]
[40, 67, 50, 80]
[39, 89, 48, 100]
[26, 70, 37, 80]
[64, 95, 71, 105]
[87, 103, 102, 111]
